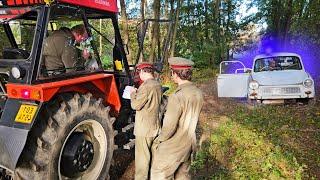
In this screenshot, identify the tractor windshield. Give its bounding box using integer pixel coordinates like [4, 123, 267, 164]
[0, 7, 38, 60]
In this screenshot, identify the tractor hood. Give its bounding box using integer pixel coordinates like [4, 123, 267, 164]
[252, 70, 309, 86]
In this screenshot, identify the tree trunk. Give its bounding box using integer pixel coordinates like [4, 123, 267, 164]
[170, 0, 182, 57]
[272, 0, 282, 41]
[162, 0, 175, 65]
[283, 0, 293, 47]
[119, 0, 132, 64]
[139, 0, 146, 62]
[164, 0, 169, 18]
[99, 19, 102, 57]
[204, 0, 209, 39]
[226, 0, 231, 60]
[146, 0, 153, 42]
[149, 0, 161, 63]
[141, 0, 145, 22]
[212, 0, 221, 64]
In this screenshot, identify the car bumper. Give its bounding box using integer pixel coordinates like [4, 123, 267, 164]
[248, 85, 315, 100]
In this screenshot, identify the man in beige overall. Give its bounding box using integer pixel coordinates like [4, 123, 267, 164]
[151, 57, 204, 180]
[130, 62, 162, 180]
[43, 24, 89, 74]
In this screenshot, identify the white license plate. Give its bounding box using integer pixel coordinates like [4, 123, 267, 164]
[271, 88, 282, 95]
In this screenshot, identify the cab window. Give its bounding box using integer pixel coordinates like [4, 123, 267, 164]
[88, 18, 115, 70]
[0, 8, 37, 59]
[39, 5, 100, 78]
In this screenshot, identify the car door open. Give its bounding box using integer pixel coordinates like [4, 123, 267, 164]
[217, 61, 250, 97]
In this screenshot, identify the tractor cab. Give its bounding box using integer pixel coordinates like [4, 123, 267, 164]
[0, 0, 133, 179]
[0, 0, 131, 109]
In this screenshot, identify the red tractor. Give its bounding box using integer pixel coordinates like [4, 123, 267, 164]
[0, 0, 135, 179]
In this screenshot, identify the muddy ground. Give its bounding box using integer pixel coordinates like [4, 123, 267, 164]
[110, 78, 222, 179]
[110, 78, 320, 179]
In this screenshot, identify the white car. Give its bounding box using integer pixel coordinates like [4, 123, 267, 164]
[217, 52, 315, 104]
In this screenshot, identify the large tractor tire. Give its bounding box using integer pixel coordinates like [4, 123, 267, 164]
[15, 93, 115, 180]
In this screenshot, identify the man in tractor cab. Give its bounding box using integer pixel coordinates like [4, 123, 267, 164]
[130, 62, 162, 180]
[42, 24, 90, 75]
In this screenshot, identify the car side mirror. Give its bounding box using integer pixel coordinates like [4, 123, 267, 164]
[245, 68, 252, 73]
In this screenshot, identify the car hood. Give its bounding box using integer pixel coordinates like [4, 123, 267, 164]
[252, 70, 309, 86]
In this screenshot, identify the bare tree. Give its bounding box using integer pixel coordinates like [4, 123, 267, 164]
[169, 0, 182, 57]
[119, 0, 132, 64]
[148, 0, 161, 62]
[139, 0, 146, 62]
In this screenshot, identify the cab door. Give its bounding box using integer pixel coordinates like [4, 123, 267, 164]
[217, 61, 250, 97]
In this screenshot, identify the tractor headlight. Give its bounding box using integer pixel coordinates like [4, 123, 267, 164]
[249, 80, 259, 90]
[11, 66, 25, 79]
[303, 79, 313, 88]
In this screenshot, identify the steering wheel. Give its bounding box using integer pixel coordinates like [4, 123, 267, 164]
[259, 66, 268, 72]
[3, 48, 30, 59]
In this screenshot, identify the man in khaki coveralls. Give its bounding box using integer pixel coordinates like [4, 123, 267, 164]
[43, 24, 89, 74]
[151, 57, 204, 180]
[130, 62, 162, 180]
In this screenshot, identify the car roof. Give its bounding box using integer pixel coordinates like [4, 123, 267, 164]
[254, 52, 301, 60]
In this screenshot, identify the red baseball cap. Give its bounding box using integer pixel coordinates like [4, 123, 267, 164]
[136, 62, 154, 70]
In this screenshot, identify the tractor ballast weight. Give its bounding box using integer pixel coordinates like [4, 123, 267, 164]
[0, 0, 132, 178]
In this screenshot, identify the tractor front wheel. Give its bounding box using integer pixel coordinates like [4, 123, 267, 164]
[15, 93, 115, 180]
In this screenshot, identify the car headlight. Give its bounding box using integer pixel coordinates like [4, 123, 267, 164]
[303, 79, 313, 88]
[249, 80, 259, 90]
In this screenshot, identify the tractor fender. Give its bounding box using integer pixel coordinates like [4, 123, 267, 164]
[0, 73, 121, 171]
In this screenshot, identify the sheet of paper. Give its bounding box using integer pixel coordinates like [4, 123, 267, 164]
[122, 86, 135, 99]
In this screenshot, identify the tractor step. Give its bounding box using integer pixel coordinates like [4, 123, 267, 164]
[122, 123, 134, 133]
[123, 139, 135, 150]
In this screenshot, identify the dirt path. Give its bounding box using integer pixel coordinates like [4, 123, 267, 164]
[115, 79, 320, 180]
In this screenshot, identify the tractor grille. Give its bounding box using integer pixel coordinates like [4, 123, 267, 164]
[261, 87, 301, 95]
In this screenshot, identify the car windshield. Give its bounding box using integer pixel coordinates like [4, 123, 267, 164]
[254, 56, 302, 72]
[0, 7, 38, 59]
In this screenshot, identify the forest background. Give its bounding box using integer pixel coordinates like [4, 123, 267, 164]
[118, 0, 320, 74]
[116, 0, 320, 179]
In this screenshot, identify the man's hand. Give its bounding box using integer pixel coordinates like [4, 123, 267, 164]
[129, 87, 137, 94]
[82, 48, 90, 60]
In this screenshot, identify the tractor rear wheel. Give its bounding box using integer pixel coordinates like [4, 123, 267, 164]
[15, 93, 115, 180]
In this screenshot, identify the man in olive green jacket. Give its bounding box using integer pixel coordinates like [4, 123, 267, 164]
[130, 62, 162, 180]
[43, 24, 89, 75]
[151, 57, 204, 180]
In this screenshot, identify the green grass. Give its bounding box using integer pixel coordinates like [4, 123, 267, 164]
[193, 105, 320, 179]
